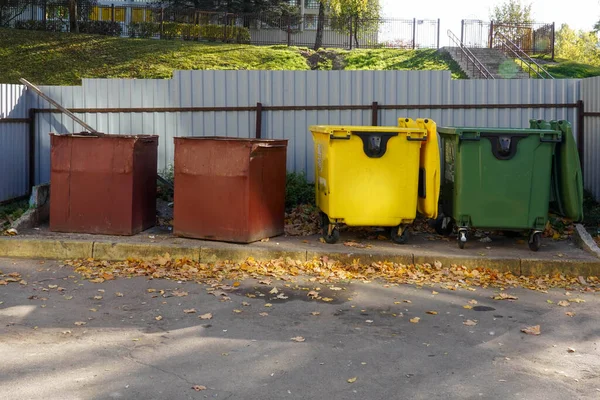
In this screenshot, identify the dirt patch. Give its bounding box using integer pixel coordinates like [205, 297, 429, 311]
[300, 49, 346, 70]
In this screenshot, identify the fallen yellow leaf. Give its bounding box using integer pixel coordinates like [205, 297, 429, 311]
[183, 309, 197, 314]
[232, 309, 242, 313]
[558, 300, 570, 307]
[521, 325, 541, 335]
[93, 296, 103, 300]
[259, 312, 269, 316]
[269, 287, 279, 294]
[569, 298, 585, 303]
[321, 297, 334, 302]
[463, 319, 477, 326]
[115, 292, 124, 297]
[432, 291, 439, 295]
[311, 311, 320, 316]
[74, 321, 86, 326]
[48, 285, 58, 289]
[463, 305, 473, 309]
[264, 303, 273, 307]
[242, 302, 250, 306]
[565, 311, 576, 317]
[173, 290, 188, 297]
[155, 316, 163, 321]
[199, 313, 212, 320]
[426, 311, 438, 315]
[410, 317, 420, 324]
[192, 385, 207, 391]
[347, 377, 357, 383]
[291, 336, 305, 342]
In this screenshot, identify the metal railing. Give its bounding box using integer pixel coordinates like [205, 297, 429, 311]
[447, 30, 495, 79]
[494, 31, 554, 79]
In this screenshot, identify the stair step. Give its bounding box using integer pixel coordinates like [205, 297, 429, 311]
[443, 46, 532, 80]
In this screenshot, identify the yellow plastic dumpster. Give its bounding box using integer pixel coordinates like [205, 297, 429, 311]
[309, 118, 439, 244]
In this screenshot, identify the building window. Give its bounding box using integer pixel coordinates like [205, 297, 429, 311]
[305, 0, 320, 8]
[304, 15, 317, 30]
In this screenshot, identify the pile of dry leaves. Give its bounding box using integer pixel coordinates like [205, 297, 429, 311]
[284, 205, 321, 236]
[61, 255, 599, 293]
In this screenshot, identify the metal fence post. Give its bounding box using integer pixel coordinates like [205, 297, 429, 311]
[111, 4, 115, 23]
[437, 19, 440, 49]
[255, 102, 263, 139]
[371, 102, 379, 126]
[577, 99, 585, 173]
[412, 18, 416, 49]
[489, 20, 494, 48]
[460, 19, 464, 43]
[551, 22, 555, 60]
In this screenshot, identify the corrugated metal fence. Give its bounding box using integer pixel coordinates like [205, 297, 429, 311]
[0, 84, 29, 203]
[582, 76, 600, 200]
[1, 71, 598, 202]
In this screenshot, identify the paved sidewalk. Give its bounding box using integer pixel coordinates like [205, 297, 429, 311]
[1, 258, 599, 400]
[0, 225, 599, 276]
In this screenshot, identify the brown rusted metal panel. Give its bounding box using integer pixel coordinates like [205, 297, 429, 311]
[174, 137, 287, 243]
[50, 134, 158, 235]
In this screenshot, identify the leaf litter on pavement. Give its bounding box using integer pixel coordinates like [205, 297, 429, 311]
[61, 255, 599, 293]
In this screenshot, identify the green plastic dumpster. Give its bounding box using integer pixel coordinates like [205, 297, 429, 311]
[437, 121, 562, 251]
[530, 120, 584, 222]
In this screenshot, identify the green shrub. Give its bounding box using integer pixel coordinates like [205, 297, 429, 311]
[128, 22, 160, 38]
[14, 20, 65, 32]
[78, 21, 122, 36]
[285, 172, 315, 210]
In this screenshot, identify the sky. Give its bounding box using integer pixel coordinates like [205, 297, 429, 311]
[380, 0, 600, 46]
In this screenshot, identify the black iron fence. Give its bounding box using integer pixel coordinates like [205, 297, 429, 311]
[461, 19, 555, 57]
[1, 1, 441, 49]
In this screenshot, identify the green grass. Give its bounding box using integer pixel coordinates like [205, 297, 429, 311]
[544, 61, 600, 79]
[0, 28, 310, 85]
[342, 48, 468, 79]
[0, 199, 29, 231]
[0, 28, 465, 85]
[521, 56, 600, 79]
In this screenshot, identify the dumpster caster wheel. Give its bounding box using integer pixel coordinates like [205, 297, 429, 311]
[390, 225, 409, 244]
[528, 232, 542, 252]
[434, 216, 455, 236]
[458, 229, 468, 249]
[321, 213, 339, 244]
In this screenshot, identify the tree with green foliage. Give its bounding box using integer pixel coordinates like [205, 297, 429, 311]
[489, 0, 534, 47]
[489, 0, 532, 24]
[314, 0, 381, 50]
[555, 24, 600, 66]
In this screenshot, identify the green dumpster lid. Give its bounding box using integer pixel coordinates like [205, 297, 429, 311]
[437, 126, 559, 135]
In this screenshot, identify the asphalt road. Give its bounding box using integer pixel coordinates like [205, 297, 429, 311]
[1, 257, 599, 400]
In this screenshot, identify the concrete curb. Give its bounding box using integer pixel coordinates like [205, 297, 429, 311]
[1, 237, 600, 277]
[573, 224, 600, 259]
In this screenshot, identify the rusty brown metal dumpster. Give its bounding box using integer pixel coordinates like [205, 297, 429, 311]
[174, 137, 288, 243]
[50, 134, 158, 235]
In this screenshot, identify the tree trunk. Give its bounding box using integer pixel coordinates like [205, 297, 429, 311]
[68, 0, 77, 33]
[313, 1, 325, 51]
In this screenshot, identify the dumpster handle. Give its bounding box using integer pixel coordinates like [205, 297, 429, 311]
[539, 134, 562, 143]
[329, 134, 351, 140]
[407, 136, 427, 142]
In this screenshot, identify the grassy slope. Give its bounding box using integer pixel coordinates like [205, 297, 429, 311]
[0, 29, 309, 85]
[341, 48, 467, 79]
[1, 28, 465, 85]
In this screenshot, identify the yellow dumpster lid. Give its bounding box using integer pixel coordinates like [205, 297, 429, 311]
[309, 125, 426, 134]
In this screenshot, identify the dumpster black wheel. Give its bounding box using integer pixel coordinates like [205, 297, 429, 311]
[390, 225, 409, 244]
[528, 232, 541, 252]
[457, 230, 468, 249]
[321, 213, 339, 244]
[434, 216, 455, 236]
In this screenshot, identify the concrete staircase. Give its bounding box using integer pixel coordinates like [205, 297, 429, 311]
[444, 47, 530, 79]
